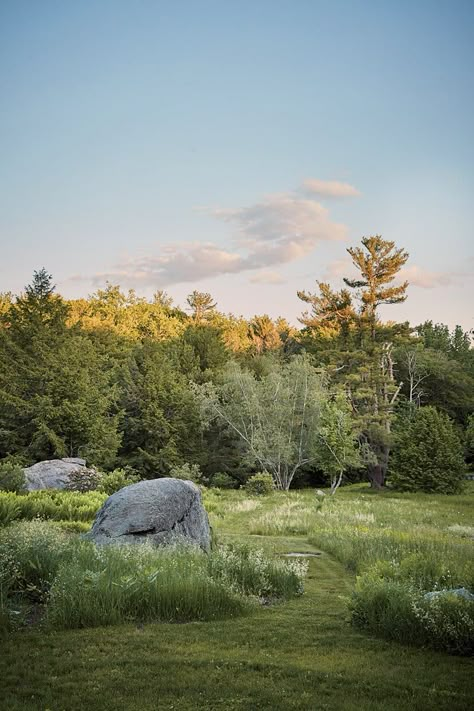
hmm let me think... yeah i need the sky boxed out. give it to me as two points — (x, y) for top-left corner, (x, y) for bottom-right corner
(0, 0), (473, 329)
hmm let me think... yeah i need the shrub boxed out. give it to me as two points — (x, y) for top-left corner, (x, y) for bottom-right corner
(389, 407), (465, 493)
(208, 543), (307, 599)
(350, 572), (474, 655)
(210, 472), (238, 489)
(169, 462), (203, 483)
(64, 467), (103, 493)
(0, 521), (75, 603)
(245, 472), (274, 496)
(0, 462), (26, 493)
(97, 467), (140, 495)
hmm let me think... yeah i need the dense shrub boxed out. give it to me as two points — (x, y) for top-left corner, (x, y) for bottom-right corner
(245, 472), (274, 496)
(0, 521), (75, 602)
(0, 462), (26, 493)
(169, 462), (203, 483)
(389, 407), (465, 493)
(350, 569), (474, 655)
(97, 467), (140, 495)
(64, 467), (103, 492)
(210, 472), (238, 489)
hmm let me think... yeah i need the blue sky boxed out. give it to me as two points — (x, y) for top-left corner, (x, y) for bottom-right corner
(1, 0), (473, 328)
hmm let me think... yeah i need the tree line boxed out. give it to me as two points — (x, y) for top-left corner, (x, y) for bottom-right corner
(0, 235), (472, 492)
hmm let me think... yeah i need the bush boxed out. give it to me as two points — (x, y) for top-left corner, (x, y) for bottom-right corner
(169, 462), (203, 483)
(64, 467), (103, 493)
(389, 407), (465, 493)
(0, 495), (20, 527)
(0, 521), (75, 603)
(245, 472), (274, 496)
(0, 462), (26, 493)
(210, 472), (238, 489)
(350, 572), (474, 655)
(98, 467), (140, 495)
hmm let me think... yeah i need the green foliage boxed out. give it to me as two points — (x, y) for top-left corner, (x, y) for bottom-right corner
(0, 490), (106, 524)
(118, 341), (203, 477)
(0, 496), (20, 527)
(97, 467), (140, 495)
(64, 467), (103, 493)
(0, 521), (75, 602)
(198, 356), (336, 490)
(245, 472), (274, 496)
(210, 472), (238, 489)
(389, 406), (465, 493)
(168, 462), (203, 483)
(350, 571), (474, 655)
(0, 520), (306, 631)
(0, 462), (25, 493)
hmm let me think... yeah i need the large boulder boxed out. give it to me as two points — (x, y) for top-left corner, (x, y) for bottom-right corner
(86, 478), (211, 552)
(23, 458), (92, 491)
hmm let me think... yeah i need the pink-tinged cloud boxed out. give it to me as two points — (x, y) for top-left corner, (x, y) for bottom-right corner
(249, 270), (286, 285)
(90, 190), (348, 288)
(399, 265), (457, 289)
(301, 178), (361, 198)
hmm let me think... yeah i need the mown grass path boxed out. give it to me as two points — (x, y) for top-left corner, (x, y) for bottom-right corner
(1, 534), (472, 710)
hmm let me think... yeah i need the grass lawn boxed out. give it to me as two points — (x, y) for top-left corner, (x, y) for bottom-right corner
(1, 486), (473, 710)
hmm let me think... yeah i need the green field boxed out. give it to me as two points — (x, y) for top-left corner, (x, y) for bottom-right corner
(1, 485), (473, 710)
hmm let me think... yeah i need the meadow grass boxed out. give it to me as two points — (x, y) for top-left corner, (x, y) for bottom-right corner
(1, 484), (473, 709)
(0, 520), (306, 632)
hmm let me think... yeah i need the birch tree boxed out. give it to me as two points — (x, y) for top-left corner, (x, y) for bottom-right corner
(196, 355), (355, 490)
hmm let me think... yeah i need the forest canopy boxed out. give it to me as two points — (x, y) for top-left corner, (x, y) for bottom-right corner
(1, 236), (472, 492)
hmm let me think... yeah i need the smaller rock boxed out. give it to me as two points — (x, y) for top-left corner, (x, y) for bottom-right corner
(23, 458), (95, 491)
(424, 587), (474, 602)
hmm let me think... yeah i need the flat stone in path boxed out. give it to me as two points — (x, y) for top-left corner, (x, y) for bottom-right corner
(282, 552), (321, 558)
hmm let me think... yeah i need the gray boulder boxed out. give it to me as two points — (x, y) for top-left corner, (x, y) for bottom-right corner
(23, 458), (92, 491)
(424, 587), (474, 602)
(86, 478), (211, 552)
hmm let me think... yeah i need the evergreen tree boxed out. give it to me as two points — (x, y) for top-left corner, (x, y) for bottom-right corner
(186, 290), (217, 323)
(0, 271), (121, 466)
(389, 406), (465, 493)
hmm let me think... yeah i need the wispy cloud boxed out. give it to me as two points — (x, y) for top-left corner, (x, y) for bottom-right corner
(88, 184), (353, 288)
(399, 265), (461, 289)
(249, 270), (286, 285)
(301, 178), (361, 198)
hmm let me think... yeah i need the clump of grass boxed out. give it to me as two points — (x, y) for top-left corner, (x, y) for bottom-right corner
(307, 493), (474, 655)
(0, 520), (307, 631)
(208, 543), (308, 599)
(47, 543), (247, 628)
(250, 499), (317, 536)
(350, 570), (474, 656)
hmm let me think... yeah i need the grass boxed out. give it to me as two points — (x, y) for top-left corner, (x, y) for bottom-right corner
(0, 484), (473, 709)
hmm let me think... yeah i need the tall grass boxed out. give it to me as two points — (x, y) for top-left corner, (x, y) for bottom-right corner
(305, 493), (474, 655)
(0, 520), (307, 631)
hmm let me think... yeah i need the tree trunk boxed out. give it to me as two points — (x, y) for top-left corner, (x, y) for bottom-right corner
(368, 462), (384, 489)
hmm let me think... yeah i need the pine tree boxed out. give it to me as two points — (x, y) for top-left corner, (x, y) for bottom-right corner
(186, 291), (217, 323)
